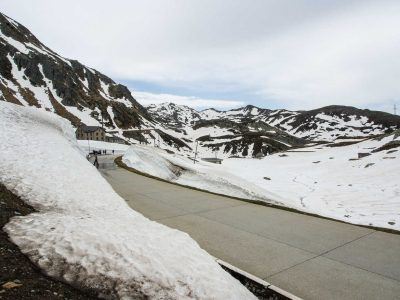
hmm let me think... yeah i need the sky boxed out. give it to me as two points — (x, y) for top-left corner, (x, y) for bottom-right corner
(2, 0), (400, 112)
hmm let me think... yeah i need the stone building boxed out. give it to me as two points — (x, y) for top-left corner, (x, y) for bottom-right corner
(76, 125), (105, 141)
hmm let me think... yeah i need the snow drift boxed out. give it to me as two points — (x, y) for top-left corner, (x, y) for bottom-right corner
(0, 102), (255, 299)
(122, 145), (284, 204)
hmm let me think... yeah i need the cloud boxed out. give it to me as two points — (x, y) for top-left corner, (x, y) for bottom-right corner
(2, 0), (400, 111)
(132, 91), (245, 110)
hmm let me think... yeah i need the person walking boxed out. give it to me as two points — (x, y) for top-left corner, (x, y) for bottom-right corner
(94, 154), (99, 168)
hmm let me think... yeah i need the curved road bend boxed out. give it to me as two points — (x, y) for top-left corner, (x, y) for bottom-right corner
(97, 155), (400, 300)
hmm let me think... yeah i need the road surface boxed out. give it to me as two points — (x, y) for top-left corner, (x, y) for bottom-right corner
(97, 155), (400, 300)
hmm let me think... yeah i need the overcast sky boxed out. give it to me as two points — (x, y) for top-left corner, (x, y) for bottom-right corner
(2, 0), (400, 112)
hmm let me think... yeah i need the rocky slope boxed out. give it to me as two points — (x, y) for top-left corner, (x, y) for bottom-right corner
(0, 12), (195, 154)
(199, 104), (400, 141)
(0, 13), (149, 128)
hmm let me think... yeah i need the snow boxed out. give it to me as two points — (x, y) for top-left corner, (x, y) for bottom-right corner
(0, 76), (29, 106)
(250, 107), (259, 115)
(80, 74), (90, 91)
(122, 145), (284, 204)
(4, 14), (20, 28)
(123, 131), (400, 231)
(98, 80), (133, 108)
(222, 136), (400, 230)
(0, 31), (30, 54)
(8, 55), (53, 110)
(66, 106), (102, 126)
(123, 146), (178, 180)
(0, 101), (255, 300)
(148, 102), (200, 125)
(199, 108), (223, 120)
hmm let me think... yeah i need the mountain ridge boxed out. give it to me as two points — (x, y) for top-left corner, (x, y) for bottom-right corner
(148, 102), (400, 139)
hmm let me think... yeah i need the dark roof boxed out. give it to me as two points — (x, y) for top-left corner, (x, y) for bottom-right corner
(107, 135), (125, 141)
(79, 125), (105, 133)
(201, 157), (223, 162)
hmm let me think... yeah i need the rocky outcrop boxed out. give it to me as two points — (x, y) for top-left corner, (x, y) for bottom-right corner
(0, 12), (148, 131)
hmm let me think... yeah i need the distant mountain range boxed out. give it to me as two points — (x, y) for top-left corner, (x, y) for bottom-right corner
(1, 12), (400, 158)
(147, 102), (400, 156)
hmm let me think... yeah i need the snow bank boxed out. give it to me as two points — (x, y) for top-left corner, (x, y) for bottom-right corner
(123, 146), (178, 180)
(0, 102), (255, 299)
(123, 132), (400, 231)
(122, 145), (284, 204)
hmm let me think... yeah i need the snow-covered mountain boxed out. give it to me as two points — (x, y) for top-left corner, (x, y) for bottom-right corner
(0, 13), (149, 129)
(147, 102), (201, 128)
(147, 103), (308, 157)
(200, 105), (400, 141)
(0, 12), (193, 154)
(149, 102), (400, 144)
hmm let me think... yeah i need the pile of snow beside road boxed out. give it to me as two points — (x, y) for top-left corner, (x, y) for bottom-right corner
(123, 133), (400, 231)
(123, 146), (179, 180)
(0, 102), (255, 300)
(122, 145), (283, 203)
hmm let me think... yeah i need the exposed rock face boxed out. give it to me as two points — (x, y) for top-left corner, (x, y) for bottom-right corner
(0, 12), (149, 130)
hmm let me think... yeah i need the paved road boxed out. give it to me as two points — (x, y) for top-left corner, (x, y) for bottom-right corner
(97, 156), (400, 300)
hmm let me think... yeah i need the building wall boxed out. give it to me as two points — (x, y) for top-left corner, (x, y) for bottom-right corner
(76, 128), (105, 141)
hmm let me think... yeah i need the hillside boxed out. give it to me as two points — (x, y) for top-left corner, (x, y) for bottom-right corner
(0, 12), (193, 154)
(0, 13), (149, 129)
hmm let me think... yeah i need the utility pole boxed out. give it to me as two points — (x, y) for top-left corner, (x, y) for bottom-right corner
(193, 140), (199, 164)
(394, 104), (397, 115)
